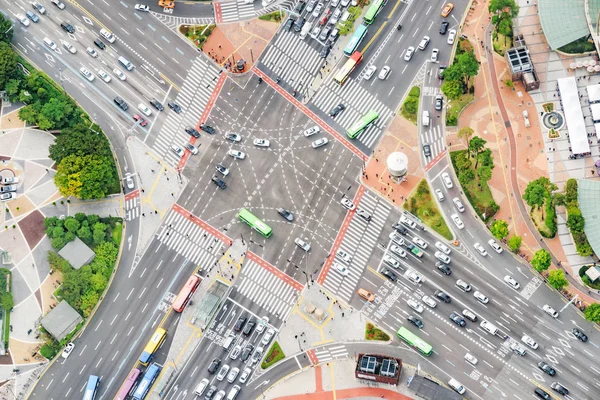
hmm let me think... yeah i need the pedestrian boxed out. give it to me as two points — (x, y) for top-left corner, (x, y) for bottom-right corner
(219, 44), (222, 49)
(171, 193), (174, 197)
(142, 213), (145, 217)
(45, 168), (49, 172)
(155, 210), (158, 214)
(141, 189), (145, 193)
(166, 177), (169, 181)
(151, 169), (155, 173)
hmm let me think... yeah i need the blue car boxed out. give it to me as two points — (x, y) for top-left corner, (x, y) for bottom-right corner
(26, 11), (39, 23)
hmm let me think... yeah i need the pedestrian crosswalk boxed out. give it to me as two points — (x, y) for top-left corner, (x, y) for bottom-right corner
(151, 12), (213, 33)
(151, 57), (221, 167)
(259, 29), (325, 94)
(156, 211), (224, 269)
(219, 0), (256, 23)
(234, 260), (299, 319)
(311, 78), (393, 149)
(322, 191), (392, 302)
(125, 197), (140, 221)
(312, 344), (348, 363)
(422, 124), (445, 159)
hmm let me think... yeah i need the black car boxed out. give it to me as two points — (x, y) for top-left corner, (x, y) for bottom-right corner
(277, 208), (294, 222)
(423, 143), (431, 157)
(435, 95), (443, 111)
(407, 316), (423, 329)
(294, 0), (306, 13)
(185, 126), (200, 138)
(572, 327), (588, 342)
(329, 103), (346, 117)
(382, 269), (397, 282)
(204, 385), (217, 400)
(243, 320), (256, 336)
(550, 382), (568, 396)
(537, 361), (556, 376)
(534, 388), (550, 400)
(434, 289), (451, 303)
(114, 96), (128, 111)
(94, 39), (106, 50)
(284, 18), (294, 31)
(241, 345), (254, 361)
(319, 44), (331, 58)
(392, 223), (408, 235)
(449, 312), (466, 327)
(439, 21), (449, 35)
(150, 98), (164, 111)
(234, 316), (247, 332)
(438, 65), (446, 80)
(212, 176), (226, 190)
(207, 358), (221, 374)
(61, 22), (75, 33)
(436, 261), (452, 275)
(168, 101), (182, 113)
(200, 124), (215, 134)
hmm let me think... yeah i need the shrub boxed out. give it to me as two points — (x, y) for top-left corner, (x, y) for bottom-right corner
(507, 235), (522, 253)
(40, 342), (59, 359)
(365, 322), (390, 341)
(261, 341), (285, 369)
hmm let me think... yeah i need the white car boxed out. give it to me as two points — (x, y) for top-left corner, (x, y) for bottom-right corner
(340, 197), (356, 210)
(435, 189), (445, 201)
(227, 150), (246, 159)
(255, 316), (269, 334)
(464, 353), (478, 365)
(262, 328), (276, 345)
(113, 68), (127, 80)
(447, 29), (456, 45)
(383, 254), (401, 269)
(542, 304), (559, 319)
(389, 232), (404, 246)
(51, 0), (65, 9)
(138, 103), (152, 117)
(97, 70), (111, 83)
(86, 47), (99, 58)
(441, 172), (453, 188)
(134, 4), (150, 11)
(431, 48), (439, 62)
(407, 299), (423, 313)
(473, 291), (489, 304)
(455, 279), (472, 292)
(2, 177), (19, 184)
(412, 236), (427, 249)
(400, 214), (417, 229)
(418, 36), (430, 50)
(521, 335), (539, 350)
(488, 239), (503, 253)
(79, 67), (95, 82)
(363, 65), (377, 80)
(44, 37), (58, 51)
(435, 251), (451, 264)
(253, 138), (270, 147)
(239, 367), (251, 384)
(303, 126), (320, 137)
(421, 295), (437, 308)
(0, 193), (15, 201)
(227, 367), (240, 383)
(61, 342), (75, 359)
(453, 197), (465, 212)
(62, 41), (76, 54)
(450, 214), (464, 229)
(504, 275), (520, 290)
(404, 46), (415, 61)
(17, 14), (30, 26)
(406, 270), (422, 284)
(390, 244), (407, 258)
(225, 133), (242, 142)
(171, 144), (184, 158)
(216, 364), (230, 381)
(435, 241), (451, 255)
(333, 262), (349, 276)
(294, 238), (311, 252)
(311, 138), (329, 149)
(336, 249), (352, 263)
(125, 173), (134, 189)
(473, 242), (488, 256)
(378, 65), (391, 80)
(510, 342), (527, 356)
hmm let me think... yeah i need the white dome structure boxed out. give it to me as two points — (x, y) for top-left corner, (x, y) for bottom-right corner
(387, 152), (408, 181)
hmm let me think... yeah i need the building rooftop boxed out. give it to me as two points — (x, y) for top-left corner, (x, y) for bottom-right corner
(539, 0), (589, 50)
(40, 301), (83, 341)
(58, 237), (95, 270)
(578, 179), (600, 257)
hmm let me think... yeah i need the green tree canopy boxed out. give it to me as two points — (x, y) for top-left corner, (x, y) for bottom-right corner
(54, 154), (118, 200)
(0, 14), (13, 43)
(0, 42), (18, 89)
(458, 169), (475, 187)
(468, 136), (487, 163)
(490, 219), (509, 239)
(441, 79), (462, 100)
(477, 166), (492, 189)
(49, 124), (113, 163)
(507, 235), (522, 253)
(584, 303), (600, 323)
(547, 269), (568, 290)
(523, 180), (547, 209)
(531, 249), (552, 272)
(457, 126), (473, 144)
(489, 0), (520, 18)
(455, 51), (480, 89)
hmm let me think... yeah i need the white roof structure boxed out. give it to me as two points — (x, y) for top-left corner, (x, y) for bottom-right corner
(591, 103), (600, 122)
(586, 85), (600, 103)
(558, 77), (590, 155)
(594, 123), (600, 135)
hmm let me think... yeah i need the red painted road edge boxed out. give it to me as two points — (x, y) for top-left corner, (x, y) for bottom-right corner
(246, 252), (304, 291)
(213, 3), (223, 24)
(124, 189), (140, 202)
(424, 149), (446, 172)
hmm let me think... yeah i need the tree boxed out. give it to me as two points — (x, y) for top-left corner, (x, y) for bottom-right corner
(77, 225), (92, 244)
(441, 79), (462, 100)
(523, 180), (547, 213)
(567, 208), (585, 232)
(458, 169), (475, 187)
(531, 249), (551, 272)
(0, 42), (18, 90)
(64, 217), (81, 233)
(547, 270), (568, 290)
(490, 219), (509, 239)
(54, 154), (118, 200)
(468, 136), (487, 165)
(498, 17), (513, 44)
(0, 14), (13, 43)
(507, 235), (522, 253)
(457, 126), (473, 145)
(584, 303), (600, 323)
(49, 124), (113, 163)
(39, 98), (75, 130)
(478, 166), (492, 190)
(489, 0), (519, 18)
(456, 51), (480, 90)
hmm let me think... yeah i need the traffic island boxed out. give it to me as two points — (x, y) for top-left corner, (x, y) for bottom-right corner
(404, 180), (453, 240)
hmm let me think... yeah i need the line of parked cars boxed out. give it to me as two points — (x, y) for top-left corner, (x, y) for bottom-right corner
(0, 176), (19, 201)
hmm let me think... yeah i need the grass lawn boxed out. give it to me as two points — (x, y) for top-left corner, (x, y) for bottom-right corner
(531, 205), (552, 237)
(365, 322), (390, 341)
(400, 86), (420, 124)
(258, 11), (285, 23)
(446, 93), (474, 126)
(112, 221), (123, 246)
(493, 32), (512, 56)
(404, 180), (453, 240)
(459, 173), (497, 220)
(261, 341), (285, 369)
(179, 24), (215, 49)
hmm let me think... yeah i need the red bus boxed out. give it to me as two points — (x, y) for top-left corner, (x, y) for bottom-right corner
(172, 274), (202, 312)
(115, 368), (141, 400)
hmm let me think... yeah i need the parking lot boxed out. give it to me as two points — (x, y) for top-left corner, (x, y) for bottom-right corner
(177, 78), (362, 281)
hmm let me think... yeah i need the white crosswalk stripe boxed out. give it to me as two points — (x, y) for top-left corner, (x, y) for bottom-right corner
(312, 77), (394, 148)
(151, 12), (213, 32)
(151, 57), (221, 167)
(155, 211), (224, 269)
(322, 191), (392, 302)
(422, 124), (445, 158)
(313, 344), (349, 362)
(125, 197), (139, 221)
(234, 260), (299, 318)
(257, 0), (296, 17)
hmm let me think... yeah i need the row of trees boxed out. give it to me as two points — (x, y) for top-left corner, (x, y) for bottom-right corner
(523, 177), (558, 238)
(489, 0), (519, 51)
(563, 179), (593, 256)
(441, 40), (479, 103)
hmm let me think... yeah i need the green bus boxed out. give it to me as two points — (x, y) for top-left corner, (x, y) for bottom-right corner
(364, 0), (387, 24)
(343, 24), (368, 56)
(346, 110), (379, 139)
(397, 327), (433, 356)
(237, 208), (273, 238)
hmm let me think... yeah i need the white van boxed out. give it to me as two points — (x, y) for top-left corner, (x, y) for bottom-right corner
(118, 56), (134, 71)
(480, 320), (498, 335)
(300, 21), (313, 40)
(222, 334), (235, 351)
(339, 11), (350, 24)
(194, 378), (209, 395)
(99, 28), (116, 43)
(422, 111), (430, 126)
(43, 37), (57, 50)
(448, 378), (466, 395)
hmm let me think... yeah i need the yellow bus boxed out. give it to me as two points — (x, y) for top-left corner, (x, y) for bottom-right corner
(139, 327), (167, 366)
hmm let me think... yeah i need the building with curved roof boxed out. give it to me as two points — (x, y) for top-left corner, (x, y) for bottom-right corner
(538, 0), (600, 51)
(577, 178), (600, 257)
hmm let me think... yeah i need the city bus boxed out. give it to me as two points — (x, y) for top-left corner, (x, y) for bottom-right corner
(397, 326), (433, 356)
(131, 363), (161, 400)
(82, 375), (99, 400)
(115, 368), (141, 400)
(172, 274), (202, 312)
(364, 0), (387, 24)
(343, 24), (368, 56)
(139, 327), (167, 366)
(346, 110), (379, 139)
(237, 208), (272, 238)
(333, 51), (363, 85)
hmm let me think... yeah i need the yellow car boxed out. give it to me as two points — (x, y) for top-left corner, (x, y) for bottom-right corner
(358, 288), (375, 302)
(441, 2), (454, 17)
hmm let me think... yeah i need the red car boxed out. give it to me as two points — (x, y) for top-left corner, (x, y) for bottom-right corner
(133, 114), (147, 127)
(319, 7), (331, 25)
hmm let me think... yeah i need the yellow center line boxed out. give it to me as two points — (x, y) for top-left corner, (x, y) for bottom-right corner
(361, 21), (388, 54)
(388, 0), (404, 18)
